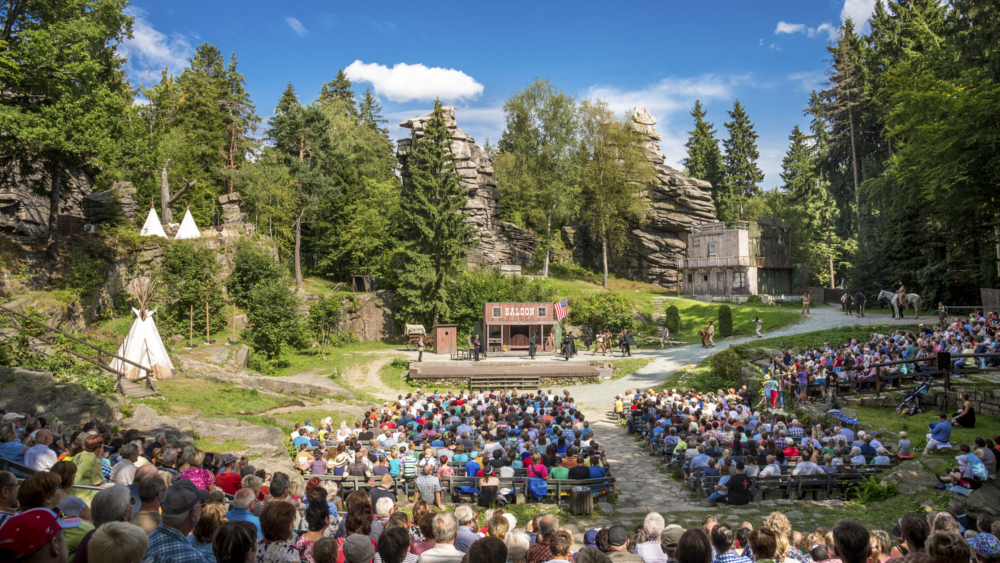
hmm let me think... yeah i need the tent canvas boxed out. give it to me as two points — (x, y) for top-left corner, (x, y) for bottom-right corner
(139, 208), (168, 238)
(174, 209), (201, 240)
(110, 307), (175, 380)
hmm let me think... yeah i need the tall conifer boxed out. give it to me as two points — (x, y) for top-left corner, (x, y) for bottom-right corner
(682, 100), (725, 201)
(720, 100), (764, 220)
(396, 100), (477, 325)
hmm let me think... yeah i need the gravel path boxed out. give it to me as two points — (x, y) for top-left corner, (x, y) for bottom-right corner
(570, 307), (913, 409)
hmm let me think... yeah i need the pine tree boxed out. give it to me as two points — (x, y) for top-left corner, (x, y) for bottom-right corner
(396, 100), (477, 326)
(720, 100), (764, 220)
(318, 69), (358, 119)
(682, 100), (725, 201)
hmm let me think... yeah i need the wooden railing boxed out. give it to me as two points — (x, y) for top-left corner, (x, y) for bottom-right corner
(837, 352), (1000, 403)
(0, 303), (158, 396)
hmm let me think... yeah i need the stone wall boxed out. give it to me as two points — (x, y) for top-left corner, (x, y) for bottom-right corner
(82, 181), (138, 225)
(397, 107), (536, 269)
(843, 387), (1000, 417)
(561, 108), (718, 289)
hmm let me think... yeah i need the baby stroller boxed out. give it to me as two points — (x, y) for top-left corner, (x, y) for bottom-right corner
(896, 374), (934, 415)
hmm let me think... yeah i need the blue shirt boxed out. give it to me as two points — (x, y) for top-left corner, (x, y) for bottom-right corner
(690, 454), (711, 470)
(186, 536), (216, 563)
(929, 421), (952, 444)
(143, 523), (207, 563)
(0, 442), (25, 464)
(226, 508), (262, 538)
(840, 428), (855, 442)
(293, 436), (310, 448)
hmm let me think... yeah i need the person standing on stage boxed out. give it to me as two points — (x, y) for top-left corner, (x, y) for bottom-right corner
(417, 337), (424, 362)
(754, 317), (763, 338)
(473, 335), (481, 362)
(529, 331), (537, 360)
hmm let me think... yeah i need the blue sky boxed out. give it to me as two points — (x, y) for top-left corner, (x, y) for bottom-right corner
(123, 0), (885, 190)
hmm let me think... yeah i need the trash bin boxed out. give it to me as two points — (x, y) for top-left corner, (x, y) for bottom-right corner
(570, 486), (593, 515)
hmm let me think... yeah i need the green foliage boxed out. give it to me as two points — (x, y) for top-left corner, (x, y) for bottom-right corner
(577, 100), (657, 287)
(717, 304), (733, 337)
(56, 246), (108, 306)
(665, 305), (681, 333)
(719, 100), (764, 220)
(395, 100), (477, 326)
(683, 100), (725, 200)
(159, 241), (227, 335)
(244, 278), (302, 362)
(0, 335), (115, 395)
(710, 348), (742, 383)
(226, 240), (282, 309)
(568, 292), (635, 333)
(445, 269), (558, 335)
(307, 296), (343, 351)
(845, 475), (898, 504)
(234, 149), (298, 258)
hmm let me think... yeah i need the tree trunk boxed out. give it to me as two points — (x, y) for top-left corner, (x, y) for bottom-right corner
(601, 238), (609, 289)
(294, 207), (303, 289)
(160, 159), (172, 224)
(45, 159), (62, 260)
(848, 105), (860, 231)
(826, 215), (835, 289)
(542, 198), (556, 278)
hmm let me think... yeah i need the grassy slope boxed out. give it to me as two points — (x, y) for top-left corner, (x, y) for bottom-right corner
(750, 324), (900, 352)
(268, 341), (399, 378)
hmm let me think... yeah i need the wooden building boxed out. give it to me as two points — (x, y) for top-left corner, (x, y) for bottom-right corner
(483, 303), (558, 354)
(679, 218), (793, 297)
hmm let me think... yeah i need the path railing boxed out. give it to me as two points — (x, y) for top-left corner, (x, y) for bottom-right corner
(838, 351), (1000, 404)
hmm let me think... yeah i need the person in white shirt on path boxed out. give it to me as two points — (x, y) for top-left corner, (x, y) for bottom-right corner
(24, 429), (58, 472)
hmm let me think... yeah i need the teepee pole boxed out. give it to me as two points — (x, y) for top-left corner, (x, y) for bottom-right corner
(189, 305), (193, 347)
(232, 303), (236, 343)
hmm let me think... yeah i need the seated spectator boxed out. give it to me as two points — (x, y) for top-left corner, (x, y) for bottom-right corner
(413, 465), (445, 511)
(0, 507), (82, 563)
(228, 488), (263, 538)
(417, 513), (464, 563)
(924, 413), (953, 455)
(297, 501), (331, 561)
(258, 500), (302, 562)
(870, 448), (891, 466)
(189, 501), (226, 562)
(214, 521), (260, 563)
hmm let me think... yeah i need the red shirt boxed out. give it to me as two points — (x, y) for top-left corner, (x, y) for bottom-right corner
(216, 471), (243, 495)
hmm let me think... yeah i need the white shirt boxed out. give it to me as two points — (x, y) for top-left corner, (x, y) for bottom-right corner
(792, 461), (821, 476)
(417, 543), (465, 563)
(109, 459), (138, 486)
(24, 444), (57, 472)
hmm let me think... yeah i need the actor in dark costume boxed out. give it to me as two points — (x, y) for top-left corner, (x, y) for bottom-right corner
(529, 331), (537, 360)
(583, 328), (593, 351)
(621, 329), (638, 357)
(473, 335), (481, 362)
(562, 332), (577, 360)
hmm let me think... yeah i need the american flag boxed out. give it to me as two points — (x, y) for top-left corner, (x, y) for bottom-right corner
(554, 299), (568, 321)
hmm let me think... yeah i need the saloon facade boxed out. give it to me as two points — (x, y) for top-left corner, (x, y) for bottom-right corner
(482, 302), (558, 354)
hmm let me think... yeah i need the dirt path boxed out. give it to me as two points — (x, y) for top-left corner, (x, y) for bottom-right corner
(339, 355), (403, 401)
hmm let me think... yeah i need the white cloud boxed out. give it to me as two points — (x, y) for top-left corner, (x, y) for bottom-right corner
(788, 70), (826, 93)
(285, 17), (308, 37)
(775, 21), (807, 35)
(585, 75), (742, 171)
(345, 61), (484, 103)
(121, 7), (192, 78)
(841, 0), (887, 26)
(775, 21), (839, 41)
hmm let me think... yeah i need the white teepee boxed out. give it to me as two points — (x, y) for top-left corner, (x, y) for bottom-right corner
(111, 307), (175, 380)
(139, 207), (168, 238)
(174, 208), (202, 240)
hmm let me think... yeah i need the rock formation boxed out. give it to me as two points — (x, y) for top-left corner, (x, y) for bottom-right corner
(562, 107), (718, 288)
(82, 181), (138, 225)
(397, 107), (536, 269)
(0, 161), (94, 239)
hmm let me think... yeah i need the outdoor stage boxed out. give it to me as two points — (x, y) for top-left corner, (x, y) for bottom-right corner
(408, 358), (614, 389)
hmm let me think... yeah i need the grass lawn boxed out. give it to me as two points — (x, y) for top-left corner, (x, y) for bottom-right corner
(608, 358), (656, 380)
(268, 341), (400, 378)
(846, 405), (1000, 453)
(136, 377), (304, 417)
(262, 409), (349, 429)
(654, 298), (801, 343)
(750, 324), (900, 352)
(193, 437), (248, 453)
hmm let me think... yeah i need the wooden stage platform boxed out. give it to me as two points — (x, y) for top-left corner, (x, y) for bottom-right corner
(408, 360), (609, 388)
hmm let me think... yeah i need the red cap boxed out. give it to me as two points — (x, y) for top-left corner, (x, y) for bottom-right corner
(0, 508), (80, 557)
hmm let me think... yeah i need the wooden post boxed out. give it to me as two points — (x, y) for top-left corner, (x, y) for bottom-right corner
(875, 370), (882, 397)
(232, 303), (236, 343)
(206, 301), (210, 343)
(189, 305), (193, 347)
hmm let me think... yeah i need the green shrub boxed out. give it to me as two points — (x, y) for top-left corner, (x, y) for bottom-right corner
(244, 278), (303, 361)
(568, 292), (635, 333)
(718, 304), (733, 337)
(160, 241), (227, 335)
(711, 348), (741, 383)
(227, 240), (282, 309)
(307, 296), (343, 351)
(845, 475), (898, 503)
(665, 305), (681, 333)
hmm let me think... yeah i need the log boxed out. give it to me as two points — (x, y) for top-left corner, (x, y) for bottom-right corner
(569, 487), (593, 516)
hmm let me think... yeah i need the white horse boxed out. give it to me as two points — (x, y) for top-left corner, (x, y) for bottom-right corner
(877, 289), (922, 319)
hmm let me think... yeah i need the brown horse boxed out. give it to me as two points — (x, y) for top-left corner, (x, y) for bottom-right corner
(841, 292), (854, 315)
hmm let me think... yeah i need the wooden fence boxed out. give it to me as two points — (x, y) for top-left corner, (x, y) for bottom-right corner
(838, 351), (1000, 404)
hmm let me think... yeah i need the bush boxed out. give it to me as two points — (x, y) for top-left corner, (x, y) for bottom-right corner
(227, 240), (282, 309)
(718, 304), (733, 337)
(845, 475), (898, 503)
(568, 292), (635, 333)
(244, 278), (302, 361)
(711, 348), (742, 383)
(307, 296), (343, 351)
(665, 305), (681, 333)
(160, 241), (227, 336)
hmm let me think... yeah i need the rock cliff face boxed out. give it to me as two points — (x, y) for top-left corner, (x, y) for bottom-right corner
(562, 107), (718, 289)
(397, 107), (536, 269)
(0, 161), (94, 239)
